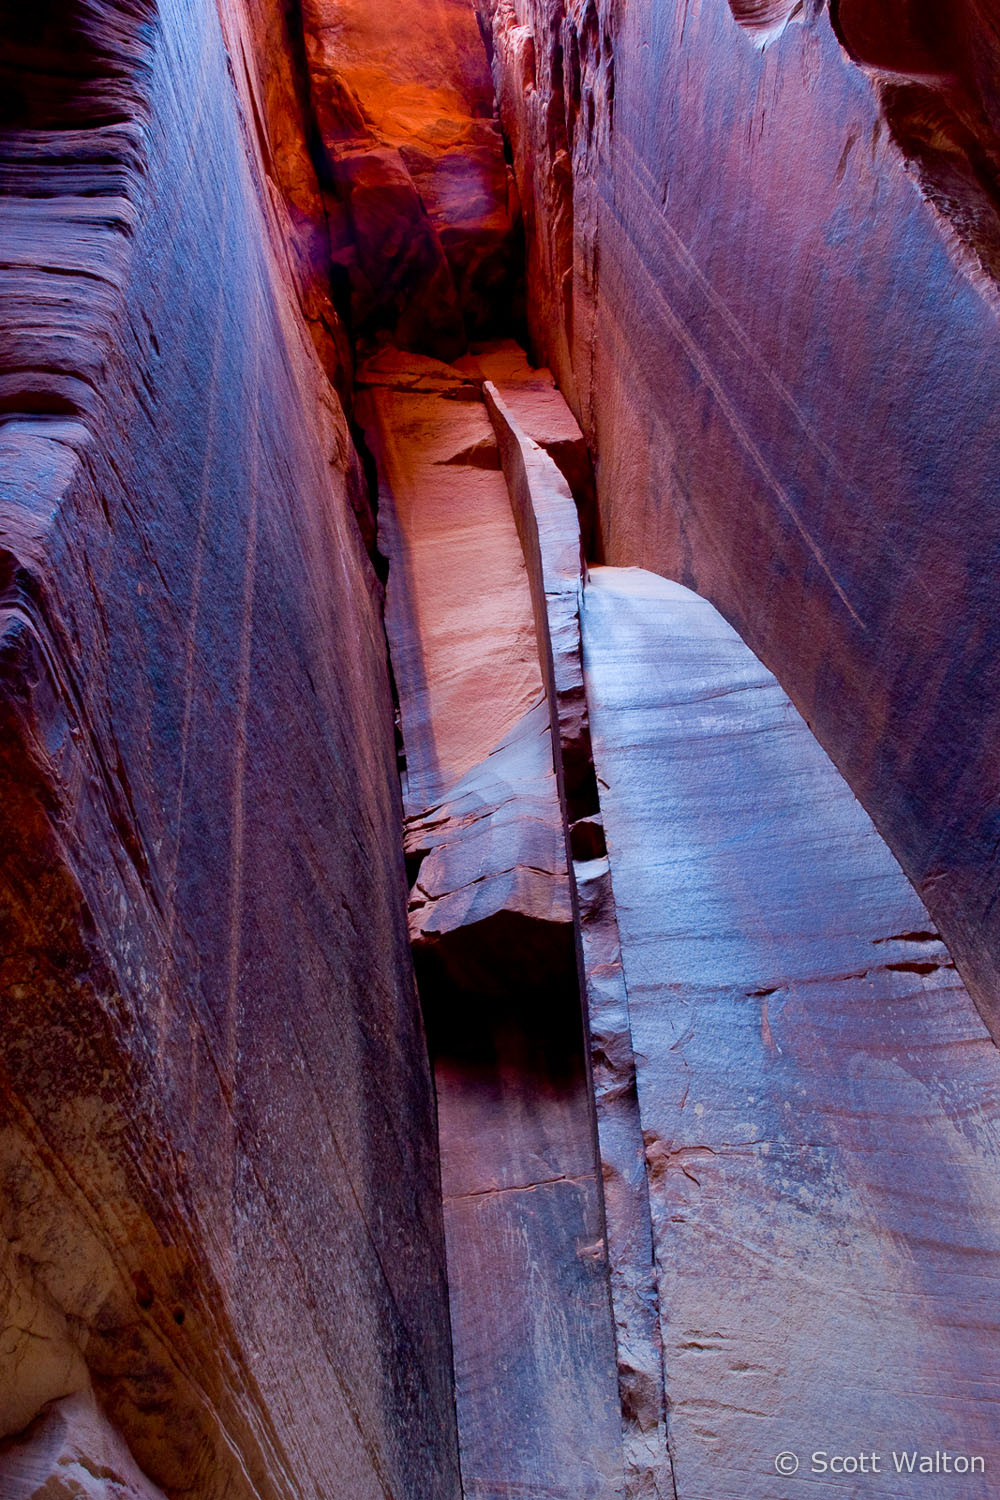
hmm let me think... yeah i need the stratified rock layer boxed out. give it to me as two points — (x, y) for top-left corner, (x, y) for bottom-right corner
(0, 2), (458, 1498)
(480, 0), (1000, 1032)
(582, 566), (1000, 1499)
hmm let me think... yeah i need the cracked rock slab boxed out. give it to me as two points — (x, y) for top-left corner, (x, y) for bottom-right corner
(362, 349), (623, 1500)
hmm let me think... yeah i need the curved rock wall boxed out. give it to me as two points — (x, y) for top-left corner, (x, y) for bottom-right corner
(0, 1), (458, 1496)
(478, 0), (1000, 1034)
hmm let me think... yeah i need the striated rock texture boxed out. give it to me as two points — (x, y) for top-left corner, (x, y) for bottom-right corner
(583, 567), (1000, 1498)
(302, 0), (521, 356)
(478, 0), (1000, 1033)
(0, 2), (458, 1498)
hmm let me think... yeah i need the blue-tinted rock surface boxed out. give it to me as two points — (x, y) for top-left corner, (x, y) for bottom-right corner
(583, 566), (1000, 1498)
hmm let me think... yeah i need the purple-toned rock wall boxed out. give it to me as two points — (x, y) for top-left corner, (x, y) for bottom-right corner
(0, 2), (459, 1496)
(478, 0), (1000, 1033)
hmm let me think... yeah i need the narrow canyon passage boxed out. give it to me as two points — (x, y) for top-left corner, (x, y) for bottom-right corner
(355, 345), (623, 1500)
(357, 330), (1000, 1498)
(5, 0), (1000, 1498)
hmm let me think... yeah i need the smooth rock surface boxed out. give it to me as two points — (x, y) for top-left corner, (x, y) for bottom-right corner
(583, 566), (1000, 1499)
(480, 0), (1000, 1032)
(357, 346), (543, 814)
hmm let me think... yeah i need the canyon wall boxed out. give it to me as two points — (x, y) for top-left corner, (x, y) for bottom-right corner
(0, 1), (459, 1496)
(6, 0), (1000, 1497)
(479, 0), (1000, 1030)
(302, 0), (521, 355)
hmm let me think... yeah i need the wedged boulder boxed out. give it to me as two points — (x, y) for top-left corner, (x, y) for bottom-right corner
(357, 347), (544, 811)
(484, 378), (591, 811)
(457, 339), (597, 535)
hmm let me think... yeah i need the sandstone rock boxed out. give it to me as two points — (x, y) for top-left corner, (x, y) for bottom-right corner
(10, 5), (1000, 1500)
(0, 1393), (167, 1500)
(582, 566), (1000, 1497)
(358, 347), (575, 973)
(484, 377), (591, 811)
(576, 854), (672, 1500)
(328, 144), (468, 358)
(358, 346), (623, 1500)
(484, 379), (669, 1498)
(481, 0), (1000, 1031)
(302, 0), (519, 352)
(407, 703), (573, 965)
(214, 0), (354, 393)
(476, 0), (614, 419)
(0, 4), (459, 1498)
(831, 0), (1000, 302)
(473, 339), (598, 553)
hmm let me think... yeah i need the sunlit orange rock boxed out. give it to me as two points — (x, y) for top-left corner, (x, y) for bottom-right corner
(303, 0), (520, 353)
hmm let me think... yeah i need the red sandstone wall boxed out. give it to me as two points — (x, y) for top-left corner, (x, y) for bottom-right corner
(0, 1), (459, 1496)
(480, 0), (1000, 1032)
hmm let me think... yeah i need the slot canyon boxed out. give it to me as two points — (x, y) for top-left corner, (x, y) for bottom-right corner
(3, 0), (1000, 1497)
